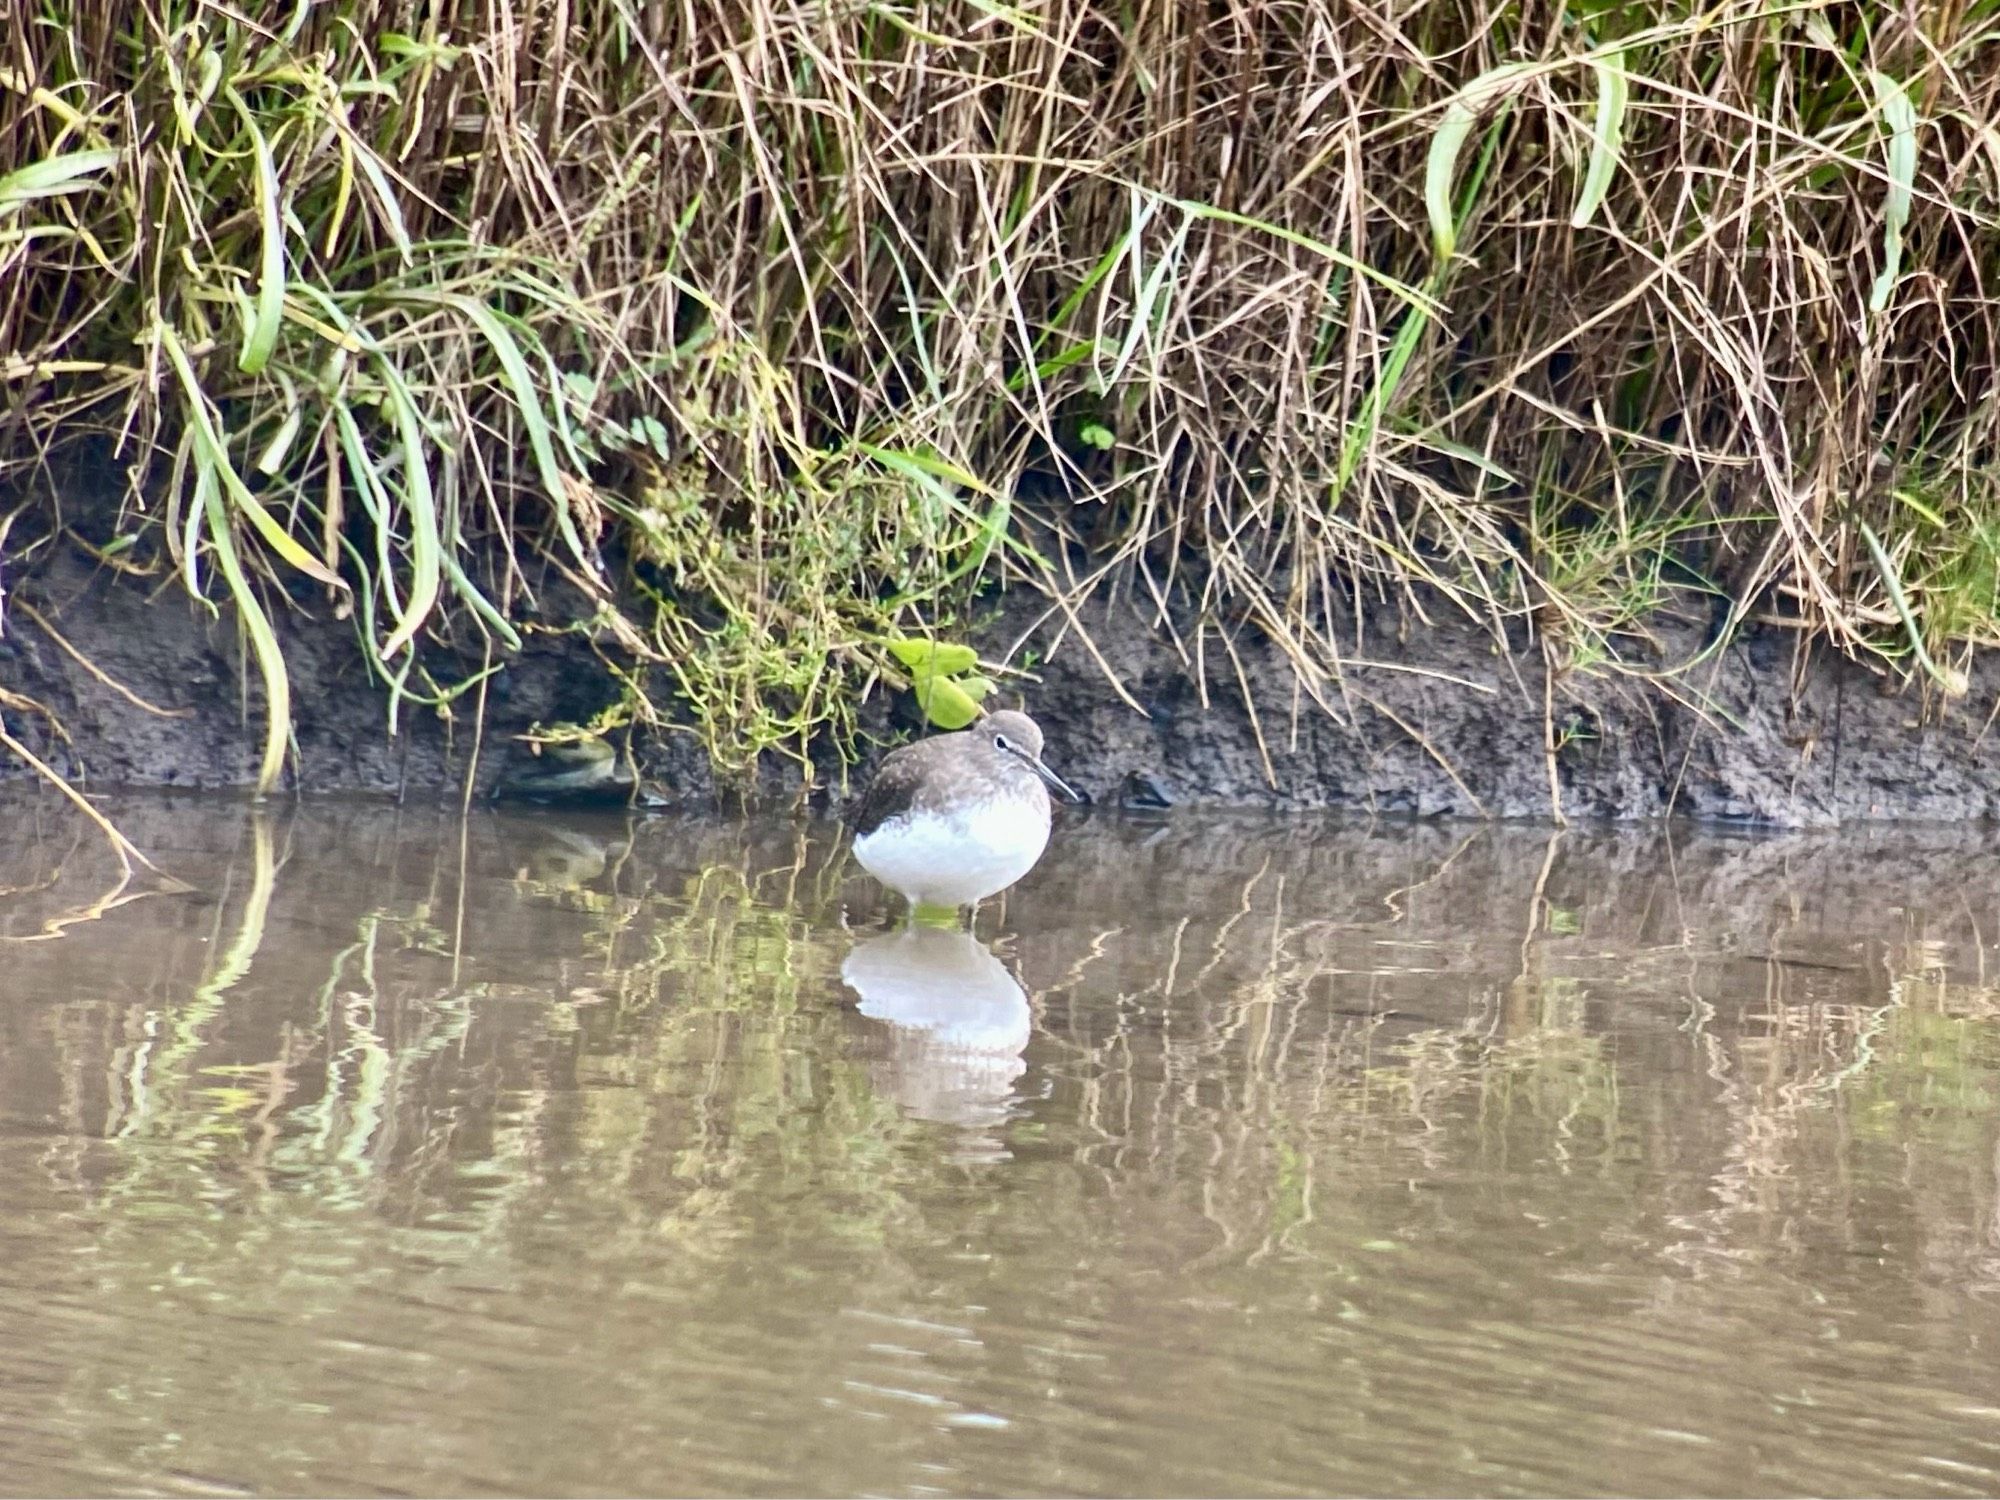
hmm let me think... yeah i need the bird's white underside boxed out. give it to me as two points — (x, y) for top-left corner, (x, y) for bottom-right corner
(853, 798), (1052, 907)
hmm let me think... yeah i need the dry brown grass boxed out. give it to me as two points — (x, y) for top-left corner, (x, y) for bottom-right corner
(3, 0), (1999, 782)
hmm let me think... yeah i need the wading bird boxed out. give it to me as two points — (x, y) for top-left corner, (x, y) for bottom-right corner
(850, 709), (1082, 917)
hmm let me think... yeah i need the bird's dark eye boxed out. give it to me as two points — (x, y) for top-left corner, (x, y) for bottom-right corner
(993, 733), (1011, 752)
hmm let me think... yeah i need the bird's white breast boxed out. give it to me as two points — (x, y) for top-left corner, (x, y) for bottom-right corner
(852, 796), (1051, 907)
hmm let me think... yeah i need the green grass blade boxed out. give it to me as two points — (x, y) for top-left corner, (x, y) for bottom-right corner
(859, 444), (1048, 575)
(1006, 338), (1098, 393)
(201, 460), (294, 794)
(373, 358), (441, 660)
(0, 147), (119, 215)
(1426, 64), (1535, 264)
(1892, 488), (1948, 530)
(231, 93), (286, 375)
(420, 291), (597, 576)
(1100, 209), (1190, 391)
(855, 442), (996, 497)
(439, 550), (522, 651)
(346, 123), (413, 265)
(1858, 519), (1966, 696)
(1867, 70), (1917, 314)
(331, 399), (408, 630)
(170, 435), (209, 606)
(1043, 193), (1156, 344)
(963, 0), (1052, 41)
(1336, 301), (1431, 496)
(253, 374), (303, 476)
(1571, 51), (1629, 230)
(1415, 432), (1519, 487)
(1170, 194), (1441, 317)
(157, 325), (345, 588)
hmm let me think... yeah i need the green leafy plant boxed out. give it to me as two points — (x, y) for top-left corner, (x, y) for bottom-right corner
(5, 0), (2000, 803)
(885, 638), (994, 730)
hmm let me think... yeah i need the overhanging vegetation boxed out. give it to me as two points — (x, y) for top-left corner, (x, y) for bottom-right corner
(4, 0), (1998, 793)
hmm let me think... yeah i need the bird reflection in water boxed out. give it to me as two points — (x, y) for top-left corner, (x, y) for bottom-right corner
(840, 926), (1031, 1161)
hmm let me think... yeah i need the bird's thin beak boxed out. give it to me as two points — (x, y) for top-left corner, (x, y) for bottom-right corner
(1022, 752), (1084, 805)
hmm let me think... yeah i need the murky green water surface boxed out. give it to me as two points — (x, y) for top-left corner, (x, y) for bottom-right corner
(3, 794), (1999, 1497)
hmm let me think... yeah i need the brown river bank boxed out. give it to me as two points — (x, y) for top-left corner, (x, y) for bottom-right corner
(9, 520), (2000, 827)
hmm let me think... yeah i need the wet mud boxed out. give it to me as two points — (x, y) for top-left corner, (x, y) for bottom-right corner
(5, 453), (1998, 825)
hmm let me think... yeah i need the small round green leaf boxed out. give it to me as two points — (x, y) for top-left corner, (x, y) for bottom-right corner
(637, 415), (673, 456)
(916, 674), (983, 729)
(888, 638), (979, 677)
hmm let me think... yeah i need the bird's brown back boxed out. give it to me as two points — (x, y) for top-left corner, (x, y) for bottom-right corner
(850, 735), (956, 838)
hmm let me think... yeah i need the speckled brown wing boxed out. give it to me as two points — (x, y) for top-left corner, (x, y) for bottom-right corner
(849, 738), (944, 838)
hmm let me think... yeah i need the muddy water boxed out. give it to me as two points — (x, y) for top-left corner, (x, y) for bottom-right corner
(2, 795), (2000, 1497)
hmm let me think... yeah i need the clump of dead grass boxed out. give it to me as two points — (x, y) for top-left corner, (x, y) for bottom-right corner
(2, 0), (1998, 794)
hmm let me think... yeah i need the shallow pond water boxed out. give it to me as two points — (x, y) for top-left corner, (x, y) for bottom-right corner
(2, 792), (1999, 1497)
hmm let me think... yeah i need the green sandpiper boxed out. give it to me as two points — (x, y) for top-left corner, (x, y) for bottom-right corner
(849, 709), (1082, 912)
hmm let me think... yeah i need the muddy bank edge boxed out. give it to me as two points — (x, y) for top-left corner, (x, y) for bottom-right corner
(10, 524), (2000, 828)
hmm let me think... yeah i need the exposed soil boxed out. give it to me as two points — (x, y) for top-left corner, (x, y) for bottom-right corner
(1002, 582), (2000, 826)
(6, 450), (1999, 826)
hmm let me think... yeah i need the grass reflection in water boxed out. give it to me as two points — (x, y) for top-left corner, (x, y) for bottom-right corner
(0, 794), (1998, 1496)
